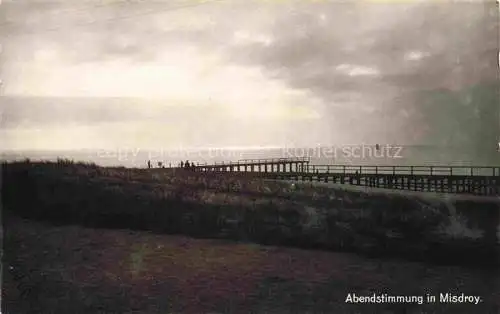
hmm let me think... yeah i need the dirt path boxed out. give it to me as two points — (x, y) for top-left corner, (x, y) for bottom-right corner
(3, 216), (499, 314)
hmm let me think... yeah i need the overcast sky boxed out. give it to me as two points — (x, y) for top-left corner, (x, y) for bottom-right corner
(1, 0), (498, 151)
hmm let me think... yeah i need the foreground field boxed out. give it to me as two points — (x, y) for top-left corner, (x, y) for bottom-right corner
(3, 216), (499, 314)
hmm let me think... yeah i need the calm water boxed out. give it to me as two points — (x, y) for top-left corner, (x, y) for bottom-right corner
(2, 145), (499, 168)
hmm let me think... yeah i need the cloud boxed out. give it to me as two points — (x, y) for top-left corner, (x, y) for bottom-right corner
(404, 51), (430, 62)
(335, 64), (380, 77)
(2, 1), (498, 149)
(232, 30), (274, 47)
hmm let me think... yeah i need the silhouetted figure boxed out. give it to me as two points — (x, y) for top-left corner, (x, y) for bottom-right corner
(158, 161), (163, 168)
(180, 161), (184, 168)
(147, 160), (151, 169)
(185, 160), (190, 169)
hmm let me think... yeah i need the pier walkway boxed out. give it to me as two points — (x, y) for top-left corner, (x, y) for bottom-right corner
(189, 158), (500, 196)
(194, 157), (310, 173)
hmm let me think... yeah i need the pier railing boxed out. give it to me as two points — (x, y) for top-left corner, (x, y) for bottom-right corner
(189, 162), (499, 177)
(208, 157), (311, 166)
(306, 165), (500, 177)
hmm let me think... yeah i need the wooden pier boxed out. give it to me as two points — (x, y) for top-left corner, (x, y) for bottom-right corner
(194, 157), (310, 173)
(190, 158), (500, 196)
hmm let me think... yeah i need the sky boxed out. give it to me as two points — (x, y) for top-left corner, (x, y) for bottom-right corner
(1, 0), (499, 152)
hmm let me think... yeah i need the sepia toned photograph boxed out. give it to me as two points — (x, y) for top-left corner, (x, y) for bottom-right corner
(1, 0), (499, 313)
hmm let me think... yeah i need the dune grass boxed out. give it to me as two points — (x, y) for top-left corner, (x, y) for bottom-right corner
(2, 159), (499, 267)
(4, 216), (499, 314)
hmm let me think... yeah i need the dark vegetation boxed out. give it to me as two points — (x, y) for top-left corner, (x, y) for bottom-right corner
(3, 159), (499, 268)
(5, 217), (498, 314)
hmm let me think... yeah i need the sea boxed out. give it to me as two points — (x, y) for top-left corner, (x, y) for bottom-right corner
(2, 144), (499, 169)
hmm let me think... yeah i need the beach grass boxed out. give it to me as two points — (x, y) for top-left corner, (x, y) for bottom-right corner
(3, 216), (499, 314)
(3, 159), (500, 313)
(3, 159), (498, 267)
